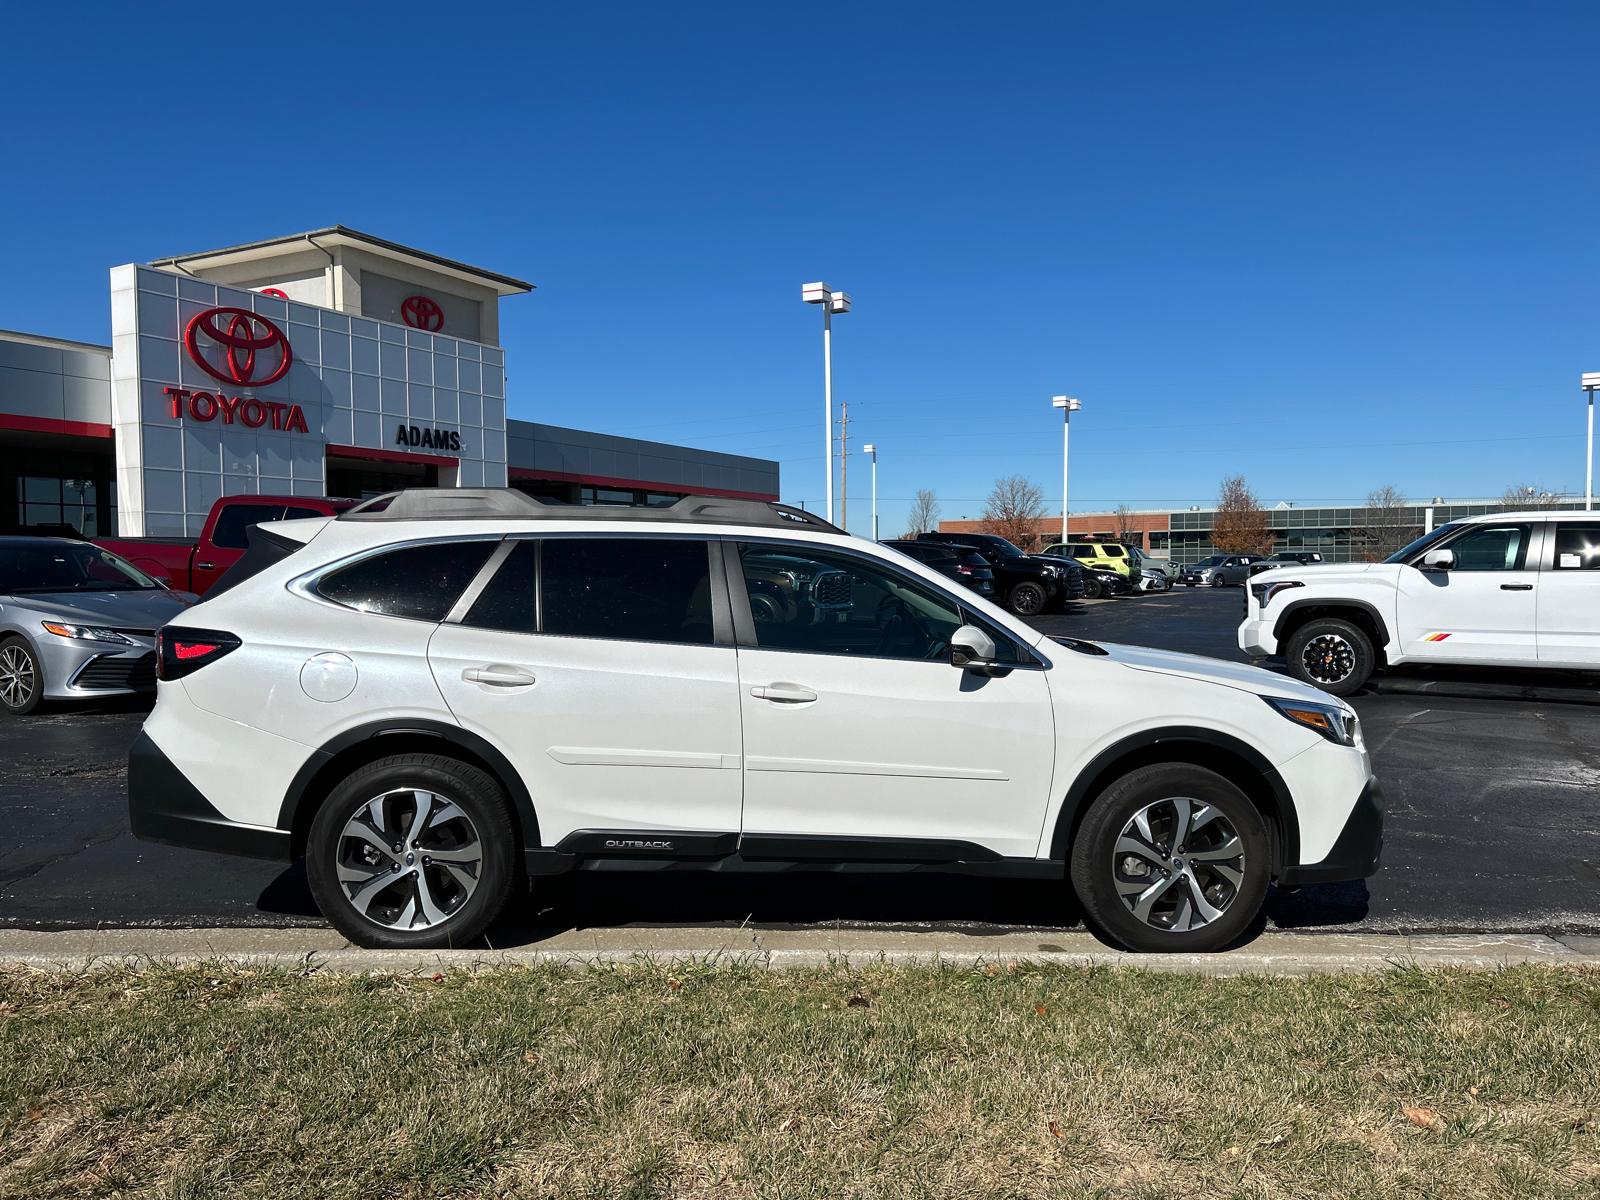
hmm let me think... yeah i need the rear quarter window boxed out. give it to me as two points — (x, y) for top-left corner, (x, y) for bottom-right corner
(316, 540), (497, 621)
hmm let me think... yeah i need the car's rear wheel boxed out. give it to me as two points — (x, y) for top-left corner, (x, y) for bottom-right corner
(0, 637), (42, 715)
(1008, 580), (1047, 616)
(1285, 618), (1374, 696)
(306, 754), (518, 949)
(1071, 763), (1270, 953)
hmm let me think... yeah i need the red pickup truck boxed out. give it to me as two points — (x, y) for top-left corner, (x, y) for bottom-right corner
(95, 494), (355, 595)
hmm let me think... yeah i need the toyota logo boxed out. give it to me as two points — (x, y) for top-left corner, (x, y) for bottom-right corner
(401, 295), (444, 331)
(184, 307), (293, 387)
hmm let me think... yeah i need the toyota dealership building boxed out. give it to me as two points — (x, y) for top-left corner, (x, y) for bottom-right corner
(0, 227), (778, 537)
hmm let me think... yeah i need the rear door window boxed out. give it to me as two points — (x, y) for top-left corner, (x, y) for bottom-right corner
(541, 538), (714, 644)
(1553, 525), (1600, 570)
(211, 503), (285, 549)
(316, 540), (497, 621)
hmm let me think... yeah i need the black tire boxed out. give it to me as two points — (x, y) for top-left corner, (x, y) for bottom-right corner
(1008, 580), (1048, 616)
(1071, 763), (1271, 953)
(1284, 617), (1374, 697)
(1210, 573), (1227, 587)
(1081, 575), (1102, 600)
(306, 754), (518, 949)
(0, 636), (43, 715)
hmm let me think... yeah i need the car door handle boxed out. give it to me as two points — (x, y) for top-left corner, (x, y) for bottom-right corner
(195, 562), (214, 571)
(750, 683), (818, 702)
(462, 666), (537, 687)
(1500, 583), (1533, 591)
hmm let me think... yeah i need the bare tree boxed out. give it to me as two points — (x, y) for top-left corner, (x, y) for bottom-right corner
(903, 488), (941, 537)
(1113, 503), (1142, 548)
(1357, 485), (1416, 561)
(1500, 484), (1565, 511)
(982, 474), (1048, 552)
(1210, 474), (1273, 554)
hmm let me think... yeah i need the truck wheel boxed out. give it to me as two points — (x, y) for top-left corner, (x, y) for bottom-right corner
(0, 637), (42, 715)
(1285, 619), (1374, 696)
(1071, 763), (1270, 953)
(1008, 580), (1047, 617)
(306, 754), (518, 949)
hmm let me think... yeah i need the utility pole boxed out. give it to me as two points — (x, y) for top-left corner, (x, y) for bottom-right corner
(1584, 374), (1599, 511)
(801, 283), (851, 523)
(838, 402), (851, 532)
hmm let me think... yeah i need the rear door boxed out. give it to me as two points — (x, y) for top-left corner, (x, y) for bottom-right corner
(1396, 522), (1539, 662)
(1538, 521), (1600, 664)
(427, 535), (744, 846)
(730, 539), (1056, 858)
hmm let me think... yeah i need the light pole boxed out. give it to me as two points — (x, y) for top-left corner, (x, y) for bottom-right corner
(1051, 396), (1082, 539)
(802, 282), (851, 522)
(1584, 373), (1599, 512)
(863, 444), (878, 540)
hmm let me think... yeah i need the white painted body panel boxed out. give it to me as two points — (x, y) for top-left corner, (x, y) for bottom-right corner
(1395, 566), (1538, 662)
(427, 624), (744, 842)
(735, 647), (1055, 857)
(1537, 569), (1600, 664)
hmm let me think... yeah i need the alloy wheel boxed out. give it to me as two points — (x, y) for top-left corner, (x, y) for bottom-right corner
(1301, 633), (1356, 685)
(0, 645), (36, 711)
(336, 788), (484, 930)
(1111, 797), (1245, 933)
(1011, 582), (1046, 616)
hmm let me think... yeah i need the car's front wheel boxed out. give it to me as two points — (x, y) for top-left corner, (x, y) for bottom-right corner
(1071, 763), (1271, 953)
(1008, 580), (1048, 616)
(0, 637), (42, 715)
(1285, 618), (1374, 696)
(1081, 575), (1102, 600)
(1210, 573), (1227, 587)
(306, 754), (518, 949)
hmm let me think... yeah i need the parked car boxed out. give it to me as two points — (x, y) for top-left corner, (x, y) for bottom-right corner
(95, 494), (357, 596)
(880, 540), (996, 598)
(132, 489), (1382, 954)
(1135, 567), (1173, 593)
(1241, 510), (1600, 696)
(0, 537), (194, 715)
(1128, 545), (1182, 580)
(1082, 568), (1132, 600)
(1182, 554), (1266, 587)
(916, 532), (1081, 615)
(1042, 540), (1135, 579)
(1248, 551), (1326, 577)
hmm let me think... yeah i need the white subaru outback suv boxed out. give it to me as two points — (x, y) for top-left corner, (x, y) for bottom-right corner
(1240, 509), (1600, 696)
(131, 490), (1381, 953)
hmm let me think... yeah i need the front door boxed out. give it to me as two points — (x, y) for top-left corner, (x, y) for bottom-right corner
(730, 541), (1056, 859)
(1396, 522), (1539, 662)
(1539, 521), (1600, 664)
(428, 536), (744, 846)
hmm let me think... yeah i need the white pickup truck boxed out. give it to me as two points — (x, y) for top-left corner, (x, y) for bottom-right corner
(1238, 509), (1600, 695)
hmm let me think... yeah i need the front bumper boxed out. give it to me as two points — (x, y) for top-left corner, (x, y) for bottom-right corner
(1238, 615), (1277, 657)
(128, 731), (291, 861)
(39, 635), (158, 699)
(1278, 777), (1384, 885)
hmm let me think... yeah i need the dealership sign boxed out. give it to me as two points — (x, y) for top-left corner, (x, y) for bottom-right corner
(169, 306), (308, 432)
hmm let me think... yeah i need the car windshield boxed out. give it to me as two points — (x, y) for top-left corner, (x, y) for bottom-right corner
(1385, 524), (1460, 564)
(0, 543), (161, 594)
(983, 537), (1026, 558)
(1193, 556), (1225, 567)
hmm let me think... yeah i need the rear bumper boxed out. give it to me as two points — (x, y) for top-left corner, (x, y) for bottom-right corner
(1278, 777), (1384, 885)
(128, 731), (291, 861)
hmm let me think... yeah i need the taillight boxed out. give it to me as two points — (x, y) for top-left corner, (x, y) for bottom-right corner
(957, 565), (973, 574)
(157, 626), (241, 681)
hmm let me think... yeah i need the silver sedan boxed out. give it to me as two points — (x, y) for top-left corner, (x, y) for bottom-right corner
(0, 538), (196, 715)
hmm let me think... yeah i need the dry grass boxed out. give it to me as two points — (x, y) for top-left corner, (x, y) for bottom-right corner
(1, 961), (1598, 1198)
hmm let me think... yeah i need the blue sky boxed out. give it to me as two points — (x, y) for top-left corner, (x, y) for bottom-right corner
(3, 2), (1597, 535)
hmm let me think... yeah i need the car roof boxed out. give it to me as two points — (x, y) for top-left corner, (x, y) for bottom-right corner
(0, 535), (95, 547)
(1458, 509), (1574, 524)
(341, 488), (845, 535)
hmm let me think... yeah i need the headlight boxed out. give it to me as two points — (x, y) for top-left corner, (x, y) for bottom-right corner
(41, 622), (136, 645)
(1250, 578), (1304, 609)
(1264, 695), (1358, 747)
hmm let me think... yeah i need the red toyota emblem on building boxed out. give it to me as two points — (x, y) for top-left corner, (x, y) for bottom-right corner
(184, 307), (293, 387)
(401, 295), (444, 331)
(258, 287), (288, 299)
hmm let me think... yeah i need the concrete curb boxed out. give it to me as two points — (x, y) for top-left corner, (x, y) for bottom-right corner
(0, 928), (1596, 977)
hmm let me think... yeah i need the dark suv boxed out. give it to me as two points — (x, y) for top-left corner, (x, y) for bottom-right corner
(1247, 551), (1325, 577)
(880, 540), (996, 598)
(917, 532), (1082, 616)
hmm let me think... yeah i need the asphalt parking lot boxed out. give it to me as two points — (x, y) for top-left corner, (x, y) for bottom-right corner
(3, 586), (1597, 939)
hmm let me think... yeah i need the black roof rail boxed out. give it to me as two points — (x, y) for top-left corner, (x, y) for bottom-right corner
(340, 488), (847, 534)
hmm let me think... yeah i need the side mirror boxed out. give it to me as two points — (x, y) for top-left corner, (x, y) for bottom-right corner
(1422, 548), (1454, 570)
(950, 624), (1010, 676)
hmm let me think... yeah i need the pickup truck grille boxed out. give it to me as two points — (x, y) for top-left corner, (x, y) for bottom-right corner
(75, 652), (157, 691)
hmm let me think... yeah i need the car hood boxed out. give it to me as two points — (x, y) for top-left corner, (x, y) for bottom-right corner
(1255, 562), (1395, 584)
(1, 589), (191, 630)
(1084, 640), (1338, 703)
